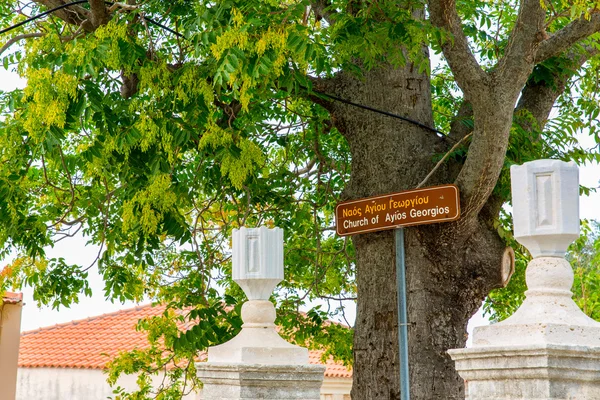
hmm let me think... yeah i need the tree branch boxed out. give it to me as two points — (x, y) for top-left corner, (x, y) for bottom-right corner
(453, 98), (515, 224)
(496, 0), (546, 89)
(417, 132), (472, 189)
(427, 0), (505, 224)
(311, 0), (337, 26)
(516, 46), (598, 138)
(427, 0), (488, 94)
(34, 0), (94, 32)
(444, 0), (556, 224)
(479, 47), (597, 219)
(535, 12), (600, 63)
(294, 158), (317, 176)
(108, 2), (139, 13)
(448, 100), (473, 143)
(306, 75), (337, 113)
(0, 33), (45, 57)
(89, 0), (110, 28)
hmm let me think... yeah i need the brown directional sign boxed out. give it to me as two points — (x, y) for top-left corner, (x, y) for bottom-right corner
(336, 185), (460, 236)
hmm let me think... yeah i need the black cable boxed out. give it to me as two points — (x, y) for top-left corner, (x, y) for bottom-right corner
(0, 1), (184, 38)
(1, 2), (452, 138)
(310, 88), (448, 136)
(143, 16), (182, 38)
(0, 0), (88, 35)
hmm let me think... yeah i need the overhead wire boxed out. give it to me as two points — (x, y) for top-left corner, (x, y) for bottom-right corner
(0, 0), (88, 35)
(309, 88), (448, 136)
(0, 1), (455, 138)
(0, 1), (184, 38)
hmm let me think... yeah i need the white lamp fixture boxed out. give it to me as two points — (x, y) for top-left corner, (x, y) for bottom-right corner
(232, 226), (284, 300)
(510, 159), (579, 258)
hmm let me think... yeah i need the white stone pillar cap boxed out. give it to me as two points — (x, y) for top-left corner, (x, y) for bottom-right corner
(232, 226), (284, 300)
(207, 226), (310, 366)
(510, 159), (579, 258)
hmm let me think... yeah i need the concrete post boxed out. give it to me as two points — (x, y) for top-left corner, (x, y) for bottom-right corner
(449, 160), (600, 399)
(196, 227), (325, 400)
(0, 292), (23, 400)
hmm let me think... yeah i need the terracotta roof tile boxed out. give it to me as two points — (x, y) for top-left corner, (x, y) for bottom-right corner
(308, 350), (352, 378)
(19, 305), (164, 369)
(19, 304), (352, 378)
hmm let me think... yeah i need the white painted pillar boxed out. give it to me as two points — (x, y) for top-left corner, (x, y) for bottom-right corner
(1, 292), (23, 400)
(449, 160), (600, 399)
(196, 227), (325, 400)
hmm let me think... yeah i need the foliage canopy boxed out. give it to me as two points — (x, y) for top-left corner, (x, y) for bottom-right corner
(1, 0), (600, 398)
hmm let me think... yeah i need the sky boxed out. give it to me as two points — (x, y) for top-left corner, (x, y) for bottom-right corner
(0, 65), (599, 344)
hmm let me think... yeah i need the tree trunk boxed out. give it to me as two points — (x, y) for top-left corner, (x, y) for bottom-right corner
(323, 59), (507, 399)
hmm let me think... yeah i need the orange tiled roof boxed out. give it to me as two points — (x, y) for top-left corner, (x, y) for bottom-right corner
(19, 304), (352, 379)
(2, 291), (23, 304)
(309, 350), (353, 378)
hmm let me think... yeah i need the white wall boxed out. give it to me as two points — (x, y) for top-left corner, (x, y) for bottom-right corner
(320, 377), (352, 400)
(16, 368), (198, 400)
(16, 368), (352, 400)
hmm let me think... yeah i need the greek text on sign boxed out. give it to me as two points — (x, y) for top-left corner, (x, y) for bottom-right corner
(335, 185), (460, 236)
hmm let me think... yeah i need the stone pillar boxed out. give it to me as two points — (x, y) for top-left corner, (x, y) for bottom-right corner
(196, 226), (325, 400)
(0, 292), (23, 400)
(449, 159), (600, 400)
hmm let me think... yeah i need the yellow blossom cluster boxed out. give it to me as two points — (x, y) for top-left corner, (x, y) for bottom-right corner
(23, 69), (78, 140)
(122, 174), (178, 237)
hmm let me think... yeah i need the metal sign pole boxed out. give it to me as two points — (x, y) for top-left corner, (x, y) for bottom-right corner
(395, 228), (410, 400)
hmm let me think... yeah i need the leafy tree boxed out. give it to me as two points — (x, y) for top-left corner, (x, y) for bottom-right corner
(1, 1), (600, 399)
(570, 221), (600, 320)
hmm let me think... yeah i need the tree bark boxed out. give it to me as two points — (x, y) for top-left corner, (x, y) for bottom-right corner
(323, 59), (437, 399)
(319, 54), (508, 398)
(406, 220), (506, 399)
